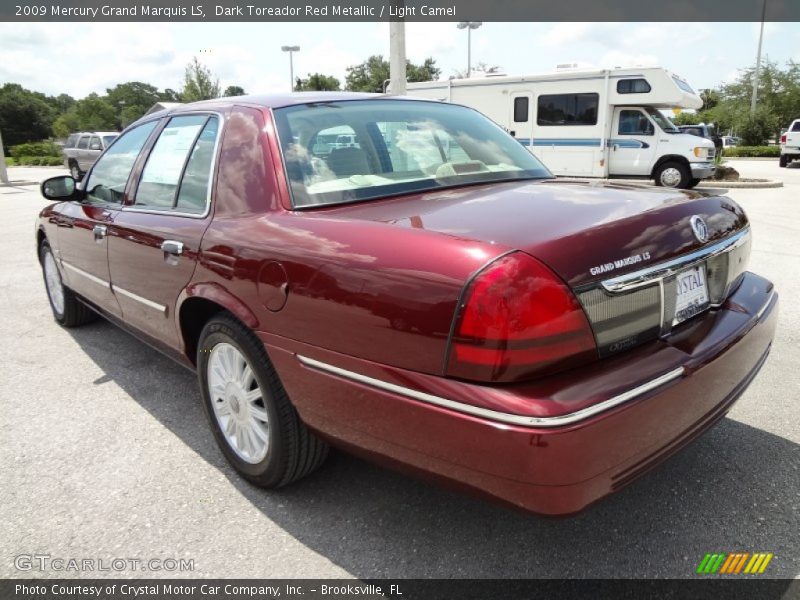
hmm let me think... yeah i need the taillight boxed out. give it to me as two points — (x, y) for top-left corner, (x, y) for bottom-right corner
(780, 134), (787, 144)
(446, 252), (597, 383)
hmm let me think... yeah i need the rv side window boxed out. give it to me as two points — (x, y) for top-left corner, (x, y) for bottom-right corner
(537, 93), (598, 126)
(617, 79), (651, 94)
(513, 97), (529, 122)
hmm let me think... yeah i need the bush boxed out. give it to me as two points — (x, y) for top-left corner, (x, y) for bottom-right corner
(722, 146), (781, 158)
(4, 157), (16, 166)
(10, 141), (62, 158)
(17, 156), (63, 166)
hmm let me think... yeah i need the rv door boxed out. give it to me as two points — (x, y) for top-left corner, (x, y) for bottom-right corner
(509, 92), (534, 150)
(609, 107), (658, 177)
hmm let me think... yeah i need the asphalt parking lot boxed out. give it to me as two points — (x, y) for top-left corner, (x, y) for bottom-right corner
(1, 161), (798, 579)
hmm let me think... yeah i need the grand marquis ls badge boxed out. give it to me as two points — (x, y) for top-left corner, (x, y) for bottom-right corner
(690, 215), (709, 243)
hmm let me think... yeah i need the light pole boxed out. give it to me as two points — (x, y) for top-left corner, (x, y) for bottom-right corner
(281, 45), (300, 92)
(457, 22), (482, 78)
(750, 0), (767, 114)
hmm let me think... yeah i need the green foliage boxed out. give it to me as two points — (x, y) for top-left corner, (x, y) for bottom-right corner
(72, 93), (118, 131)
(4, 157), (15, 166)
(10, 141), (61, 158)
(106, 81), (162, 127)
(721, 145), (781, 157)
(181, 57), (221, 102)
(0, 83), (56, 146)
(17, 156), (63, 166)
(223, 85), (246, 97)
(670, 112), (701, 126)
(295, 73), (341, 91)
(345, 55), (440, 92)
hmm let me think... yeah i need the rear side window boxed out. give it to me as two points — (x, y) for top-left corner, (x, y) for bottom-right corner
(65, 134), (79, 148)
(89, 136), (101, 150)
(537, 93), (598, 126)
(792, 121), (800, 132)
(76, 136), (89, 149)
(513, 97), (529, 122)
(617, 79), (651, 94)
(136, 115), (219, 214)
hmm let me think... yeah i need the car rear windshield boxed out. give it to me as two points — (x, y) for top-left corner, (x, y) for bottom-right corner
(273, 99), (552, 208)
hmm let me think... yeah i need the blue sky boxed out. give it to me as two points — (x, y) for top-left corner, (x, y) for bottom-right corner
(1, 22), (798, 98)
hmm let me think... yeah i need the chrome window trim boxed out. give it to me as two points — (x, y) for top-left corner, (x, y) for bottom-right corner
(601, 227), (751, 294)
(111, 284), (167, 314)
(62, 262), (110, 288)
(123, 110), (224, 220)
(297, 354), (685, 428)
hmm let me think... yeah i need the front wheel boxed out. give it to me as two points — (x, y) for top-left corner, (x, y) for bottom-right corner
(688, 178), (702, 189)
(39, 241), (95, 327)
(654, 161), (691, 189)
(197, 315), (328, 488)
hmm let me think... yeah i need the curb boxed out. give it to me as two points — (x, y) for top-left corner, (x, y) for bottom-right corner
(697, 179), (783, 189)
(720, 157), (778, 161)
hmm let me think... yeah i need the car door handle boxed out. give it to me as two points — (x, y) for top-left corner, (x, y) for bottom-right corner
(93, 224), (107, 240)
(161, 240), (184, 256)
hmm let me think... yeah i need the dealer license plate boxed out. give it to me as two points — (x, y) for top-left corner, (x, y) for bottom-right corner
(673, 265), (710, 325)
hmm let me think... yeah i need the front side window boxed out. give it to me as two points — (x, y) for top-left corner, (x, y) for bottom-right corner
(537, 93), (598, 126)
(617, 79), (651, 94)
(77, 136), (89, 150)
(618, 110), (654, 136)
(135, 115), (219, 213)
(274, 99), (551, 208)
(84, 121), (157, 204)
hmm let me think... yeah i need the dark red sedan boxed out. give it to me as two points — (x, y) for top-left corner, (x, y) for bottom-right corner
(37, 93), (777, 515)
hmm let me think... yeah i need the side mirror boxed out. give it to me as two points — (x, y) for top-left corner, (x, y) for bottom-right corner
(41, 175), (80, 201)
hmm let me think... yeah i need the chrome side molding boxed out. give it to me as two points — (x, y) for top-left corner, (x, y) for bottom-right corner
(297, 354), (685, 428)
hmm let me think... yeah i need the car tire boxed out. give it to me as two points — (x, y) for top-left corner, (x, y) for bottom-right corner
(654, 161), (691, 188)
(39, 241), (96, 327)
(779, 155), (788, 168)
(69, 161), (83, 180)
(688, 178), (702, 189)
(197, 314), (329, 488)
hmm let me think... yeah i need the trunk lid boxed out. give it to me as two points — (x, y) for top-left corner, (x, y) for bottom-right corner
(313, 179), (748, 287)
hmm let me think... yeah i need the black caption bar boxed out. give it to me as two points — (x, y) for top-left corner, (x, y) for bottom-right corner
(1, 0), (800, 22)
(2, 579), (799, 600)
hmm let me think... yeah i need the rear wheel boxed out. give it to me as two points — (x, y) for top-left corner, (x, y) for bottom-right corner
(654, 161), (691, 188)
(779, 154), (788, 168)
(39, 241), (95, 327)
(197, 314), (329, 488)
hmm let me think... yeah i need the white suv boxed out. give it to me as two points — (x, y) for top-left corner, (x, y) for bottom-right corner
(780, 119), (800, 168)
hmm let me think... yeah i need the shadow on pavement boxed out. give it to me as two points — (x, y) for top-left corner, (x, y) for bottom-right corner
(68, 319), (800, 578)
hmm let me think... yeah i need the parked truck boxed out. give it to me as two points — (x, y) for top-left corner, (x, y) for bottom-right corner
(403, 66), (716, 189)
(780, 119), (800, 167)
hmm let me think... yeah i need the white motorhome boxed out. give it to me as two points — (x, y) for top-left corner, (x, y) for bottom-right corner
(404, 67), (716, 188)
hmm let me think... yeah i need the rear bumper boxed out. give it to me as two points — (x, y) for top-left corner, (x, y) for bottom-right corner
(261, 272), (777, 516)
(690, 161), (716, 179)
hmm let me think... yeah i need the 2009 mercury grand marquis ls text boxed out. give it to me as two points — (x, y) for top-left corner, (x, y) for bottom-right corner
(36, 93), (777, 515)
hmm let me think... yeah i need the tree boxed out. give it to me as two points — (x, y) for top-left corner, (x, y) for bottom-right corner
(223, 85), (246, 97)
(345, 55), (440, 92)
(160, 88), (181, 102)
(106, 81), (162, 127)
(73, 93), (117, 131)
(0, 83), (55, 146)
(181, 57), (220, 102)
(294, 73), (340, 91)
